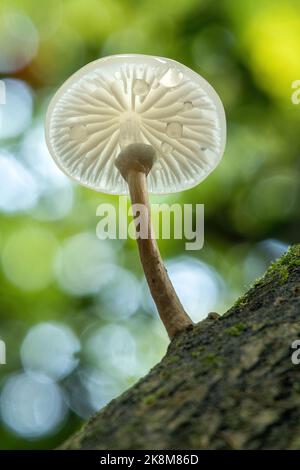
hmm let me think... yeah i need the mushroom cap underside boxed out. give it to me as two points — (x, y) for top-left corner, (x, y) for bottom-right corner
(45, 54), (226, 195)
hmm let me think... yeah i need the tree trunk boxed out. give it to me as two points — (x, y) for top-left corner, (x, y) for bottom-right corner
(60, 245), (300, 450)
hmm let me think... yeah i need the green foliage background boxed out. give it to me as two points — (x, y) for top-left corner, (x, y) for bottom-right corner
(0, 0), (299, 449)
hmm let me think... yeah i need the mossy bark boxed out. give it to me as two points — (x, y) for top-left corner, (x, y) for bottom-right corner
(60, 245), (300, 450)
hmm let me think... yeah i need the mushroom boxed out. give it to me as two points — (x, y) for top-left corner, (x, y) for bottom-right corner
(45, 54), (226, 339)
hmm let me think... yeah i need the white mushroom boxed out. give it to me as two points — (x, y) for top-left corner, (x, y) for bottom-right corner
(45, 54), (226, 339)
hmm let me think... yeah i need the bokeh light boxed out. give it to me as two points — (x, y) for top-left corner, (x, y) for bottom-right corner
(168, 257), (223, 322)
(241, 3), (300, 101)
(54, 232), (116, 296)
(0, 372), (67, 439)
(21, 123), (74, 220)
(243, 239), (290, 285)
(21, 322), (80, 381)
(0, 150), (38, 213)
(65, 367), (122, 418)
(78, 368), (122, 413)
(143, 257), (223, 322)
(98, 266), (141, 320)
(0, 9), (39, 73)
(85, 324), (139, 378)
(0, 79), (33, 140)
(2, 226), (58, 291)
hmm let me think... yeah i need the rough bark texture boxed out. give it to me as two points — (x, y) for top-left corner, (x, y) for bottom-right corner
(60, 245), (300, 450)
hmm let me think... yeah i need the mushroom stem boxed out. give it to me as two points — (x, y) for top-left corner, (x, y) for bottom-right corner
(116, 143), (193, 339)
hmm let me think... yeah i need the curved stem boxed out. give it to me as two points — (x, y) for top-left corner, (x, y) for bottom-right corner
(127, 169), (193, 338)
